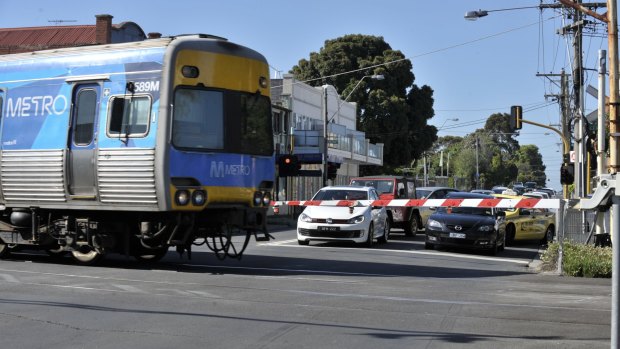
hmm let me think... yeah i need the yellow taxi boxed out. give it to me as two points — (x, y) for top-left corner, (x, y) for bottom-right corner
(493, 193), (555, 245)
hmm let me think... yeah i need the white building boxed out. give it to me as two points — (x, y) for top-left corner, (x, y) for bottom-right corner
(272, 74), (384, 203)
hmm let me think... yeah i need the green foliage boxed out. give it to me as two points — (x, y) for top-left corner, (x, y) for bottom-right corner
(515, 144), (546, 184)
(540, 242), (612, 278)
(290, 34), (435, 174)
(420, 113), (545, 189)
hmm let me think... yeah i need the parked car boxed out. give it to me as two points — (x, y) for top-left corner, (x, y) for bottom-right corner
(491, 186), (509, 194)
(424, 192), (506, 255)
(537, 187), (557, 198)
(512, 185), (526, 195)
(350, 176), (420, 236)
(297, 186), (390, 247)
(416, 186), (460, 228)
(493, 194), (555, 245)
(471, 189), (494, 195)
(523, 192), (546, 199)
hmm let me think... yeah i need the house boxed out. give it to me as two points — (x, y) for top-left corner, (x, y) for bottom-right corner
(0, 14), (155, 54)
(271, 74), (384, 203)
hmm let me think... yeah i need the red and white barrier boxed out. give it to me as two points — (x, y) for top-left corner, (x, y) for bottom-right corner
(271, 198), (560, 209)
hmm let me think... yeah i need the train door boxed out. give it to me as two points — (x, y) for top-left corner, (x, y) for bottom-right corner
(67, 84), (100, 198)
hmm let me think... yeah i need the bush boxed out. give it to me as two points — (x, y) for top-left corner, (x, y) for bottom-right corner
(540, 241), (612, 278)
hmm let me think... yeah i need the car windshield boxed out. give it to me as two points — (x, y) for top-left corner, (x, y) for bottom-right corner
(350, 180), (393, 194)
(416, 189), (432, 198)
(437, 206), (493, 216)
(313, 190), (368, 201)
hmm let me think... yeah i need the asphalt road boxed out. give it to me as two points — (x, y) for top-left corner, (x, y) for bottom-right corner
(0, 226), (611, 349)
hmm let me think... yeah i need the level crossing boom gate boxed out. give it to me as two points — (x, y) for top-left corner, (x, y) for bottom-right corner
(271, 197), (560, 210)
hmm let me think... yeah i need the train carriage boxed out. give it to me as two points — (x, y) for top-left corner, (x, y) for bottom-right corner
(0, 34), (275, 264)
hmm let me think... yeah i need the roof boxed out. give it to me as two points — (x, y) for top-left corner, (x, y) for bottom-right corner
(321, 185), (371, 191)
(0, 21), (146, 54)
(0, 26), (96, 50)
(446, 192), (493, 199)
(351, 175), (414, 180)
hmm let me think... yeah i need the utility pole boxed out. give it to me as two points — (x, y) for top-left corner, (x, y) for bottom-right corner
(573, 1), (586, 199)
(475, 137), (480, 189)
(322, 86), (329, 187)
(609, 0), (620, 174)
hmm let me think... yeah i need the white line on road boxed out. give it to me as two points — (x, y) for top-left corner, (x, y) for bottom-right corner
(259, 240), (531, 265)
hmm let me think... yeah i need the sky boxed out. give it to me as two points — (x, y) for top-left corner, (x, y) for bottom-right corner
(0, 0), (611, 191)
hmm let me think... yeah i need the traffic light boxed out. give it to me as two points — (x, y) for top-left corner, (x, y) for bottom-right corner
(510, 105), (523, 130)
(277, 154), (300, 177)
(560, 163), (574, 185)
(326, 162), (341, 181)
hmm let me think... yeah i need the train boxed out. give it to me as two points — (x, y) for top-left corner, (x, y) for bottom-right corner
(0, 34), (275, 264)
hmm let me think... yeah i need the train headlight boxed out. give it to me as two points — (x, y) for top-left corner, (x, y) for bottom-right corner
(262, 192), (271, 206)
(175, 190), (190, 206)
(192, 190), (207, 205)
(253, 191), (262, 206)
(259, 76), (268, 88)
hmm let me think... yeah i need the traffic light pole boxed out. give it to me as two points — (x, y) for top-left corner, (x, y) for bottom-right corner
(519, 119), (571, 199)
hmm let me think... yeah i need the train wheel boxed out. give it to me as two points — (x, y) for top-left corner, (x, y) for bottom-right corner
(71, 248), (103, 265)
(134, 246), (169, 263)
(0, 240), (10, 258)
(46, 245), (68, 258)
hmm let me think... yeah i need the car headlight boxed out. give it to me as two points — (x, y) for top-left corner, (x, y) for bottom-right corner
(477, 225), (493, 232)
(175, 190), (190, 206)
(299, 213), (313, 223)
(427, 219), (442, 229)
(347, 215), (365, 224)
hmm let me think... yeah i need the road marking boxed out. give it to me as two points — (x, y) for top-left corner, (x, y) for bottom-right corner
(0, 273), (19, 283)
(281, 288), (610, 312)
(258, 241), (531, 265)
(259, 238), (298, 246)
(112, 284), (147, 293)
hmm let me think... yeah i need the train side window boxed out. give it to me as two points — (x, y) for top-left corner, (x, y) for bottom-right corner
(108, 95), (151, 137)
(74, 89), (97, 145)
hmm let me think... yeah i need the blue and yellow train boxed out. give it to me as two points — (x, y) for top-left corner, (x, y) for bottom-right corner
(0, 34), (275, 264)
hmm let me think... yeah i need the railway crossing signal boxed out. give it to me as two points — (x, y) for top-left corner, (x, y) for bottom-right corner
(278, 154), (301, 177)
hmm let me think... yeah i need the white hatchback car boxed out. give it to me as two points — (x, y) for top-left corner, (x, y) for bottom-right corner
(297, 186), (390, 247)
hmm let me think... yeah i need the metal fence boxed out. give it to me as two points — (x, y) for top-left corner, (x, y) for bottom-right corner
(560, 207), (607, 244)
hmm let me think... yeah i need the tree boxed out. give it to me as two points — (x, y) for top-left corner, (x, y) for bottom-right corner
(290, 34), (436, 174)
(515, 144), (547, 185)
(483, 113), (520, 156)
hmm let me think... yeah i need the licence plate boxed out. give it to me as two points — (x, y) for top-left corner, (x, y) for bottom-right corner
(318, 226), (340, 232)
(449, 232), (466, 239)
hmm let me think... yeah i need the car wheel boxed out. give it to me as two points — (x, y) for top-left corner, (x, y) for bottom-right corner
(298, 239), (310, 246)
(424, 242), (434, 250)
(378, 219), (390, 244)
(365, 223), (374, 248)
(540, 225), (555, 245)
(404, 214), (419, 237)
(506, 224), (516, 246)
